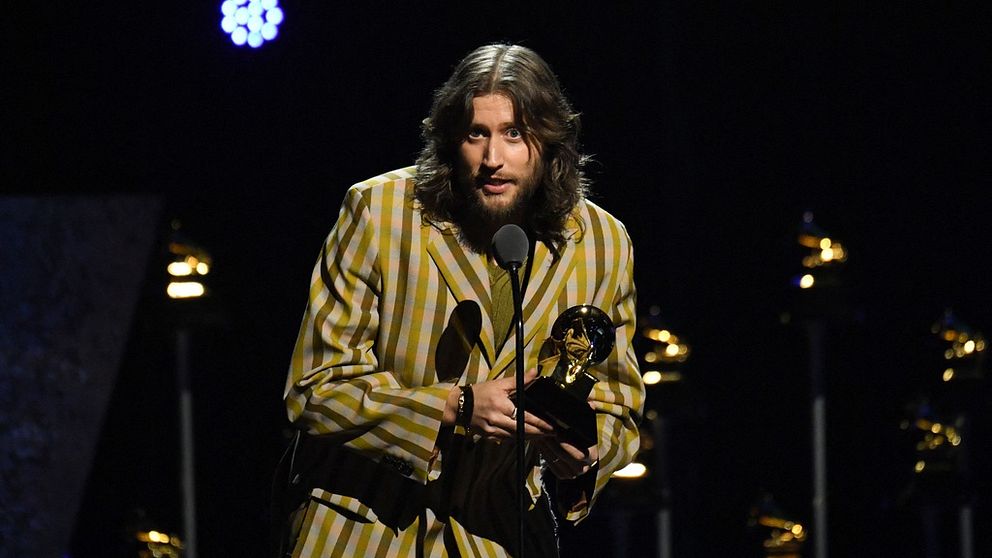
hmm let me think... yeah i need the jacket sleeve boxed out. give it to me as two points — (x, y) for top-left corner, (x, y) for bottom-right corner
(560, 222), (645, 523)
(284, 186), (450, 485)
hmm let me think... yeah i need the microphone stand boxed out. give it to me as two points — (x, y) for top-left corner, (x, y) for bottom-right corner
(508, 264), (526, 558)
(492, 223), (530, 557)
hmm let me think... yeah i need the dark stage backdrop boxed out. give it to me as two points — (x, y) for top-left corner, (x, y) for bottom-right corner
(3, 3), (990, 557)
(0, 197), (160, 556)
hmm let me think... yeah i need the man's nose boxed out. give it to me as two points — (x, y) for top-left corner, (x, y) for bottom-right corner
(483, 139), (504, 168)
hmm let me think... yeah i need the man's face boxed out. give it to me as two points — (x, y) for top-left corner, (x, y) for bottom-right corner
(457, 93), (540, 224)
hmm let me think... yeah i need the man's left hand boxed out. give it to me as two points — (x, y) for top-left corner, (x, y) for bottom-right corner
(535, 437), (598, 480)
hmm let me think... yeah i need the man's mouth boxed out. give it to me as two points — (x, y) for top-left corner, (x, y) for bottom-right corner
(481, 176), (513, 194)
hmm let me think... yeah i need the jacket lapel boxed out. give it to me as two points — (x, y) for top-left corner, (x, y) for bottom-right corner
(488, 237), (577, 379)
(426, 227), (497, 368)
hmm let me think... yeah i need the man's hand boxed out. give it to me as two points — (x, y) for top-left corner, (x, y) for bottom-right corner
(535, 437), (599, 480)
(443, 368), (555, 440)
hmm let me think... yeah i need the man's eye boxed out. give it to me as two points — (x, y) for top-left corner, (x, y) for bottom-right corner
(506, 128), (522, 139)
(467, 129), (485, 139)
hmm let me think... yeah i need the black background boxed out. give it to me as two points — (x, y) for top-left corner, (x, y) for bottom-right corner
(4, 2), (990, 556)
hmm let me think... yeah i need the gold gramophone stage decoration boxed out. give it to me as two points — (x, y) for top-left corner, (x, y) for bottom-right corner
(518, 305), (615, 447)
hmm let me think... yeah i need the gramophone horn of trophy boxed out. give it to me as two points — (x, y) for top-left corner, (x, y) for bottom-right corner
(517, 304), (615, 448)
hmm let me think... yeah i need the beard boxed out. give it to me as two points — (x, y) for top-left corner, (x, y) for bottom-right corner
(457, 165), (539, 226)
(464, 178), (536, 225)
(452, 166), (541, 253)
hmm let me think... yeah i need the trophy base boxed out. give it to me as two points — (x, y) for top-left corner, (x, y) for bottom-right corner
(517, 376), (597, 448)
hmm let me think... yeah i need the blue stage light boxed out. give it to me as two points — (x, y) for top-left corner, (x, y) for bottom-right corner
(220, 0), (282, 48)
(231, 26), (248, 46)
(261, 22), (278, 41)
(247, 15), (263, 33)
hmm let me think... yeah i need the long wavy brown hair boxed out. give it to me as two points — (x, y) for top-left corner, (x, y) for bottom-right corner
(414, 43), (588, 258)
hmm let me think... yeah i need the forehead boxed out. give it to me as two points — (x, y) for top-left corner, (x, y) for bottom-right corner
(469, 93), (517, 123)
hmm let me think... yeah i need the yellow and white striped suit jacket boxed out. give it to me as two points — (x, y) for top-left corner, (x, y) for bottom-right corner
(284, 167), (644, 557)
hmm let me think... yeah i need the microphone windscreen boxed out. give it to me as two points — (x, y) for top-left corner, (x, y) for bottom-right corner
(492, 224), (529, 269)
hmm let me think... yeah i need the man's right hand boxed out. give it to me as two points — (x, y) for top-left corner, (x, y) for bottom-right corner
(443, 368), (555, 441)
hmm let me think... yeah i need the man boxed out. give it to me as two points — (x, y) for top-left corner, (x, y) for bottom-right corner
(280, 43), (644, 557)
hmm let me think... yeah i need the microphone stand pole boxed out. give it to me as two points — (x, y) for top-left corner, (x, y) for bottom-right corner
(509, 266), (526, 558)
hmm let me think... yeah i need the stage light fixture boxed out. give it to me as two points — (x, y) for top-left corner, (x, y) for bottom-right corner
(637, 308), (690, 390)
(792, 212), (847, 292)
(747, 494), (808, 555)
(167, 281), (206, 299)
(901, 409), (965, 475)
(931, 309), (986, 381)
(642, 371), (682, 386)
(135, 530), (183, 557)
(220, 0), (282, 48)
(167, 222), (211, 300)
(611, 462), (647, 479)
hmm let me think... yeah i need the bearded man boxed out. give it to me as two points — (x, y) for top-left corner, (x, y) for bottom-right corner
(279, 43), (644, 557)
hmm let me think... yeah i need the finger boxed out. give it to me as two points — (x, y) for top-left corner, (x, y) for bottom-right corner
(497, 368), (541, 394)
(524, 367), (540, 384)
(491, 407), (528, 436)
(554, 452), (592, 479)
(554, 439), (589, 462)
(522, 411), (555, 433)
(478, 419), (516, 439)
(501, 412), (550, 438)
(470, 402), (516, 436)
(541, 438), (598, 476)
(494, 375), (523, 393)
(522, 425), (553, 438)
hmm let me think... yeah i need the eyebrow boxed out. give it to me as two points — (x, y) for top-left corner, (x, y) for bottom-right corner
(468, 120), (519, 130)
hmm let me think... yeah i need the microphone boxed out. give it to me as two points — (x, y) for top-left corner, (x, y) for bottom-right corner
(491, 223), (529, 558)
(492, 224), (528, 270)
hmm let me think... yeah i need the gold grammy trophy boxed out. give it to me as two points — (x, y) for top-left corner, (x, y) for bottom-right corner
(521, 305), (615, 447)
